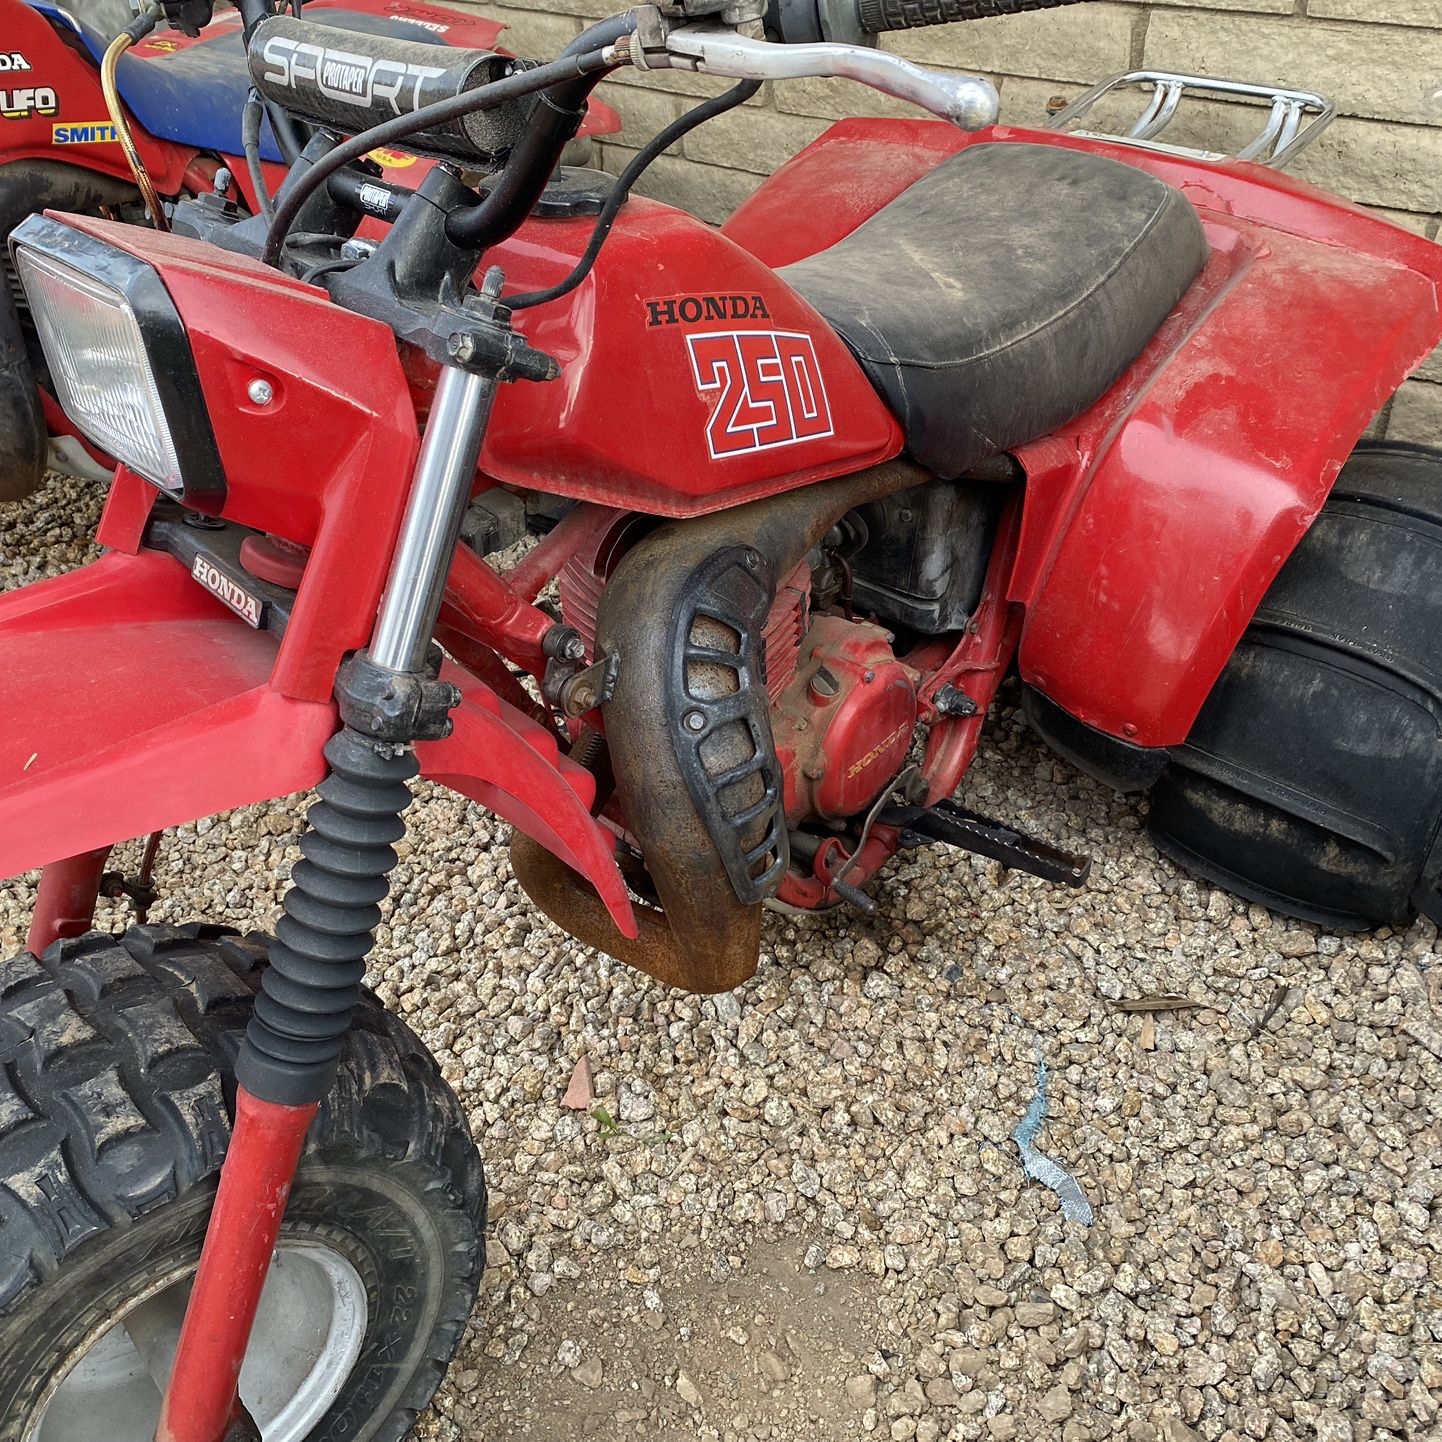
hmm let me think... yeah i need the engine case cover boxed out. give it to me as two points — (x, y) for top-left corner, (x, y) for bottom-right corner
(772, 614), (917, 822)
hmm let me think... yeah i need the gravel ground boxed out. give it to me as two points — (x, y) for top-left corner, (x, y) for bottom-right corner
(3, 470), (1441, 1442)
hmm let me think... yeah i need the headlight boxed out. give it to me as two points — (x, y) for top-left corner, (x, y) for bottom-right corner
(9, 213), (225, 509)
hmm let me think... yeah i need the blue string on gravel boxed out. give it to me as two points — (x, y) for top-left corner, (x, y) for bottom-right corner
(1011, 1043), (1094, 1227)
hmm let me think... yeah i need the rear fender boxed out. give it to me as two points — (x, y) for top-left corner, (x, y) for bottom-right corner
(1012, 211), (1442, 749)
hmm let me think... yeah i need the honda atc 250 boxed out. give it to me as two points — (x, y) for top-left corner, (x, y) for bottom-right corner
(2, 0), (1442, 1437)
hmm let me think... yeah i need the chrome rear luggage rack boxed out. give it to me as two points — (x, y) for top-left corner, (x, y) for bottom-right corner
(1046, 71), (1337, 171)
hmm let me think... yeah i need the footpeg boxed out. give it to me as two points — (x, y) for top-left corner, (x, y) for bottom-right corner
(877, 800), (1091, 887)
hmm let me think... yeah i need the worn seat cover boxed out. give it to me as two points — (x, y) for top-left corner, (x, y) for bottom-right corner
(781, 142), (1209, 479)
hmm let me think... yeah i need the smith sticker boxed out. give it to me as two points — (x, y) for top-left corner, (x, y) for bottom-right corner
(686, 329), (833, 460)
(0, 53), (32, 71)
(53, 121), (120, 144)
(1, 86), (57, 120)
(646, 293), (770, 328)
(192, 555), (265, 628)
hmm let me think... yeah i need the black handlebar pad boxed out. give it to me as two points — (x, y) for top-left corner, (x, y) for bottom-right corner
(247, 15), (531, 163)
(857, 0), (1090, 32)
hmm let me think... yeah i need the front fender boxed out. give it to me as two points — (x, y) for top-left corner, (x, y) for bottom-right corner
(416, 665), (637, 940)
(1, 552), (638, 939)
(0, 549), (334, 876)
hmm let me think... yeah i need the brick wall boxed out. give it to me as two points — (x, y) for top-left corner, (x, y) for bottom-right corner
(448, 0), (1442, 441)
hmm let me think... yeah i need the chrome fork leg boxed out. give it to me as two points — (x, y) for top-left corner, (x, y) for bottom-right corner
(369, 362), (498, 674)
(156, 358), (495, 1442)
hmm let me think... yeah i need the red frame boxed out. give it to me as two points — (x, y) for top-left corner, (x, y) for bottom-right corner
(5, 111), (1442, 1442)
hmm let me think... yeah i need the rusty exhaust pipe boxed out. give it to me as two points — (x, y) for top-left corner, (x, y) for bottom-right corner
(512, 457), (932, 993)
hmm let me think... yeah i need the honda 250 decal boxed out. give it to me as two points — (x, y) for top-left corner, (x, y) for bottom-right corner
(685, 330), (834, 460)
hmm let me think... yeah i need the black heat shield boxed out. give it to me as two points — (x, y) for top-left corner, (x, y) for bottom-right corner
(247, 14), (531, 164)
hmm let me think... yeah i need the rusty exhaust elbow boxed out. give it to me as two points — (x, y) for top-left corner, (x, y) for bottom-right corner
(512, 459), (931, 993)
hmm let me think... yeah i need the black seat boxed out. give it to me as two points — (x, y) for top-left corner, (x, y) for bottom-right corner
(780, 143), (1209, 479)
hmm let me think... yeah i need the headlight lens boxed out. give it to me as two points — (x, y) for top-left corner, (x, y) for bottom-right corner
(9, 213), (225, 510)
(14, 246), (182, 493)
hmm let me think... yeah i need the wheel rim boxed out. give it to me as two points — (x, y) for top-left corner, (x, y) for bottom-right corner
(25, 1240), (369, 1442)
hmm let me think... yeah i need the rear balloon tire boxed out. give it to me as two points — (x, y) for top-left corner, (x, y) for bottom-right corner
(1149, 440), (1442, 930)
(0, 924), (485, 1442)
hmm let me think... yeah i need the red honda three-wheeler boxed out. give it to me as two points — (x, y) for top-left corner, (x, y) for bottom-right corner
(2, 0), (1441, 1436)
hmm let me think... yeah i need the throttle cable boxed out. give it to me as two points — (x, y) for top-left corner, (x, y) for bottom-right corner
(507, 79), (762, 312)
(99, 5), (169, 230)
(261, 46), (615, 266)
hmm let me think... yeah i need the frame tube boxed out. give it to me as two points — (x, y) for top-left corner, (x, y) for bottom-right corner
(26, 847), (111, 955)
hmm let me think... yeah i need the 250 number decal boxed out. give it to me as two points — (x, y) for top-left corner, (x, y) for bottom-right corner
(686, 329), (834, 460)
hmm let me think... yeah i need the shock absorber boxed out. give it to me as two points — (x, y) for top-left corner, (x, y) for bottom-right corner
(236, 729), (417, 1101)
(247, 354), (502, 1095)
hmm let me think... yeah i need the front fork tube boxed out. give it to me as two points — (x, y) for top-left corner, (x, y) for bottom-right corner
(157, 361), (498, 1442)
(154, 1095), (317, 1442)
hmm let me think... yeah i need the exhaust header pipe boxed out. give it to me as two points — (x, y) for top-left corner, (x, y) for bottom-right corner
(513, 457), (931, 993)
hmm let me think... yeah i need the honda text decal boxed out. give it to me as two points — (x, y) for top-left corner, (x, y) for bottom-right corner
(685, 330), (834, 460)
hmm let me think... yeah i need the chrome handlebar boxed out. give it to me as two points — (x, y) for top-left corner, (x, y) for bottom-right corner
(633, 22), (1000, 131)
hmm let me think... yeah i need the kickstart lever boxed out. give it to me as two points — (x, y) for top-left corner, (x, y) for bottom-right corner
(877, 800), (1092, 888)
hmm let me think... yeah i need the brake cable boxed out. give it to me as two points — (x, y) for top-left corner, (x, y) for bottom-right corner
(260, 46), (616, 267)
(242, 88), (276, 225)
(507, 79), (762, 312)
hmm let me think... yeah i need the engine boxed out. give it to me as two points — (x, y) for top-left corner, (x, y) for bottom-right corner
(770, 615), (917, 823)
(559, 514), (920, 834)
(847, 479), (1001, 634)
(519, 462), (998, 989)
(560, 513), (810, 701)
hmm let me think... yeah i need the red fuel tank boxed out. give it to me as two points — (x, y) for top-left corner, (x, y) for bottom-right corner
(483, 196), (903, 518)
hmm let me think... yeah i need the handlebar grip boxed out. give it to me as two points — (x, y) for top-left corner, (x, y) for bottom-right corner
(857, 0), (1091, 33)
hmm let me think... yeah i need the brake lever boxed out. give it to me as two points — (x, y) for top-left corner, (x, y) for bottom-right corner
(635, 22), (999, 130)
